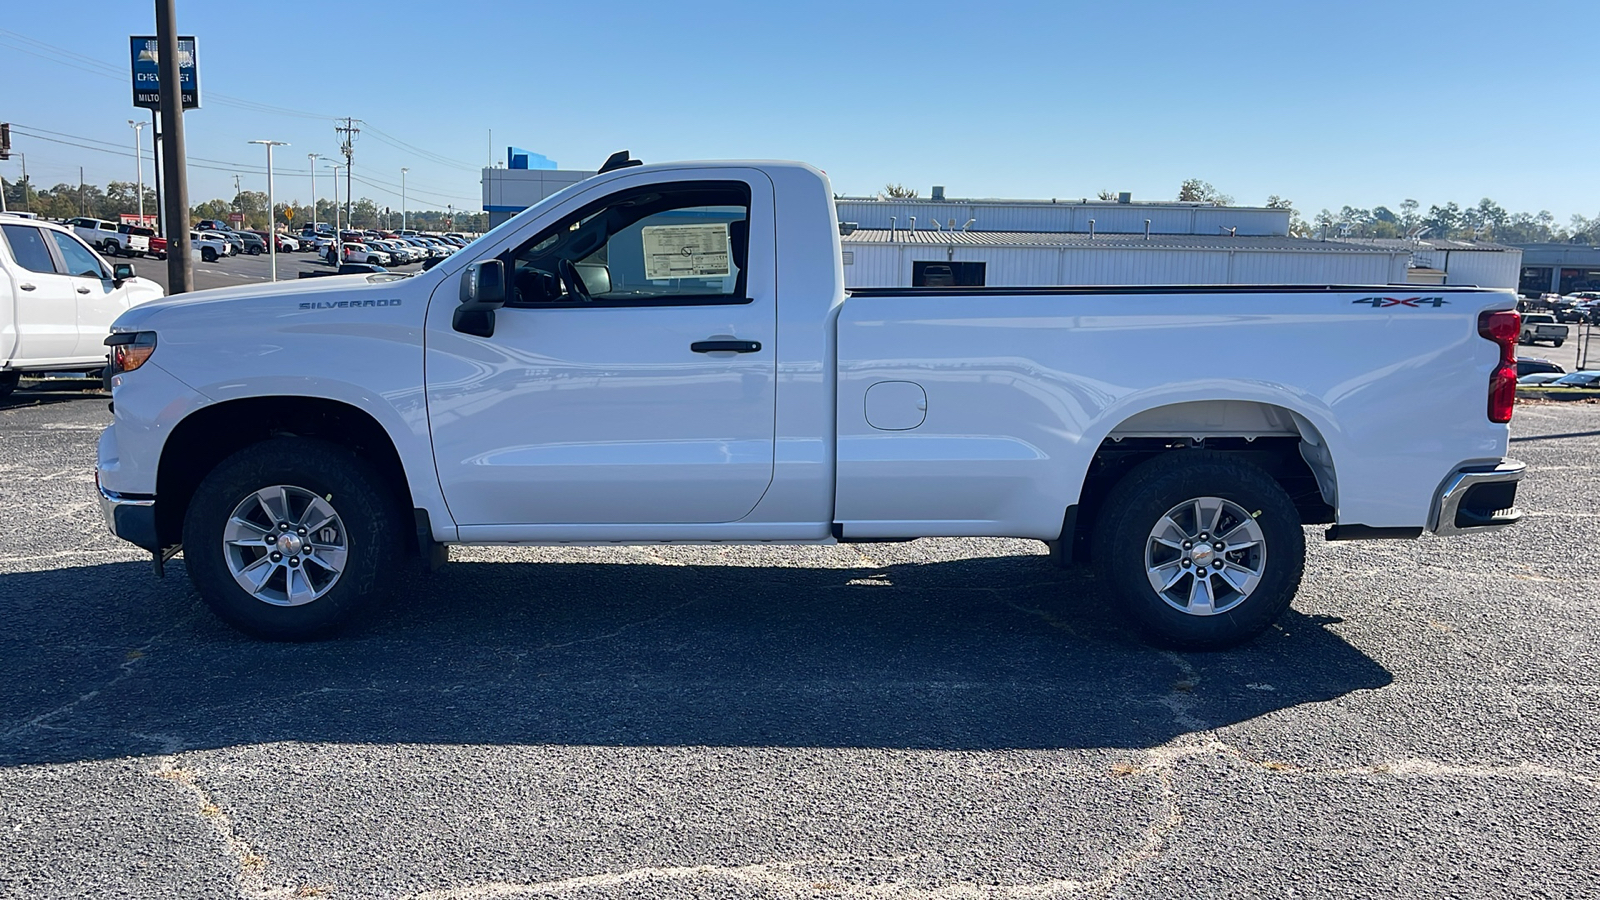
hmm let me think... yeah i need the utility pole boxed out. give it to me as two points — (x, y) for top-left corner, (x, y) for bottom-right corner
(400, 167), (407, 231)
(18, 154), (27, 212)
(248, 139), (287, 282)
(156, 0), (194, 293)
(128, 119), (147, 224)
(79, 166), (85, 216)
(336, 117), (358, 229)
(233, 173), (242, 223)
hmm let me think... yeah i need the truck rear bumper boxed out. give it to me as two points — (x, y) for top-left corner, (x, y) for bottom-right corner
(1429, 458), (1524, 536)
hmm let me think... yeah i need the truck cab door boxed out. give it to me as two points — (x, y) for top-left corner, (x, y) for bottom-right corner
(44, 230), (122, 360)
(1, 223), (80, 363)
(425, 170), (777, 529)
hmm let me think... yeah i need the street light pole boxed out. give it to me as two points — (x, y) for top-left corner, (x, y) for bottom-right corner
(128, 120), (147, 224)
(307, 153), (320, 236)
(326, 162), (343, 262)
(401, 167), (408, 232)
(248, 139), (289, 282)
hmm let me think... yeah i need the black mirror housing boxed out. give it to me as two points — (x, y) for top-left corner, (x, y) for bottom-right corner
(454, 260), (506, 337)
(112, 262), (135, 284)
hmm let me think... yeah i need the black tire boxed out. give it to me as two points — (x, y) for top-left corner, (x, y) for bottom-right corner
(1091, 451), (1305, 650)
(0, 371), (18, 399)
(201, 247), (217, 263)
(1555, 340), (1565, 348)
(182, 437), (404, 640)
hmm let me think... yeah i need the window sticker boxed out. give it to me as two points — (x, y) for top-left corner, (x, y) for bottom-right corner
(641, 223), (730, 279)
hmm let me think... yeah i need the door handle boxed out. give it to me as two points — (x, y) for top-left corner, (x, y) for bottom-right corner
(690, 340), (761, 354)
(77, 287), (92, 294)
(19, 283), (36, 291)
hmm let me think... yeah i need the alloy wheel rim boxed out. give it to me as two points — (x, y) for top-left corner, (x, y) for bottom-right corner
(222, 485), (348, 607)
(1144, 496), (1267, 616)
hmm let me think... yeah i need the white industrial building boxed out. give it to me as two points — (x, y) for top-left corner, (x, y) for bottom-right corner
(834, 193), (1293, 237)
(482, 171), (1516, 290)
(841, 230), (1410, 289)
(1330, 238), (1521, 290)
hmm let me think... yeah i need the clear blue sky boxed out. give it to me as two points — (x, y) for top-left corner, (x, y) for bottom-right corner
(2, 0), (1595, 220)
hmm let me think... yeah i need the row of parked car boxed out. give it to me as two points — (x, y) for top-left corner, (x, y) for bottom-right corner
(1520, 292), (1600, 326)
(309, 227), (470, 268)
(1515, 356), (1600, 389)
(59, 215), (476, 268)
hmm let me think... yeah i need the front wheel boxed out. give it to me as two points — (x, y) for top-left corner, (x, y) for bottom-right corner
(201, 247), (217, 263)
(182, 438), (404, 640)
(0, 371), (19, 399)
(1555, 340), (1565, 347)
(1092, 451), (1305, 650)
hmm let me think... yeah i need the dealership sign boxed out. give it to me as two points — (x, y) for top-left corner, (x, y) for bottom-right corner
(130, 36), (200, 110)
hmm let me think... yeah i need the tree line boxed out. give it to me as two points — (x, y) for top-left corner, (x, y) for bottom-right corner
(1, 177), (488, 234)
(1170, 178), (1597, 244)
(880, 178), (1599, 245)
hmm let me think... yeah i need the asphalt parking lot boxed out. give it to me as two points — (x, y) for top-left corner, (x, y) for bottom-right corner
(1, 386), (1596, 899)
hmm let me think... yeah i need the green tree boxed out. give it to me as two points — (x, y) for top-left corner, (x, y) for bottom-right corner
(882, 183), (917, 199)
(1178, 179), (1231, 206)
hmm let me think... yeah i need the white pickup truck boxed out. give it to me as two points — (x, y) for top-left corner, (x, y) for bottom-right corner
(2, 216), (164, 397)
(96, 159), (1526, 648)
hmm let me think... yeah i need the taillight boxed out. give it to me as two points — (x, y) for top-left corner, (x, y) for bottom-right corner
(1478, 310), (1519, 424)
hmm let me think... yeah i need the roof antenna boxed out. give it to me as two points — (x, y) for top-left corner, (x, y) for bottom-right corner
(598, 150), (644, 174)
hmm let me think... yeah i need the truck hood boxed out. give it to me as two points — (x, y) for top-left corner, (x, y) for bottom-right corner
(112, 272), (416, 331)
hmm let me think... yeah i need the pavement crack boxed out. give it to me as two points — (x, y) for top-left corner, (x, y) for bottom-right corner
(154, 758), (292, 899)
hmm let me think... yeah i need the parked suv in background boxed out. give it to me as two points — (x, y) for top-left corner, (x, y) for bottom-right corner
(238, 232), (268, 255)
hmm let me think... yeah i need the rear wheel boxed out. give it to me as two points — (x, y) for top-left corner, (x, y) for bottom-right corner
(0, 371), (19, 399)
(1092, 451), (1305, 650)
(182, 438), (403, 640)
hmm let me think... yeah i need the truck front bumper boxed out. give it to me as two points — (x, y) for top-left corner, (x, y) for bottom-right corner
(97, 476), (159, 552)
(1430, 458), (1524, 536)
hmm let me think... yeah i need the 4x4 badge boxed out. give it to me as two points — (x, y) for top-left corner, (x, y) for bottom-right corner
(1352, 296), (1449, 308)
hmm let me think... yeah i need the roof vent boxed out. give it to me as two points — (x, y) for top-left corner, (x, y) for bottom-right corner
(838, 222), (858, 236)
(932, 186), (946, 202)
(1117, 192), (1132, 204)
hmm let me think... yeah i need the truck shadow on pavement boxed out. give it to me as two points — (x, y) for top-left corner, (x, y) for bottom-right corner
(0, 554), (1391, 765)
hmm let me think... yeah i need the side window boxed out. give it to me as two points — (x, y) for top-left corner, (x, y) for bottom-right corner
(2, 225), (61, 274)
(47, 231), (108, 279)
(506, 180), (750, 306)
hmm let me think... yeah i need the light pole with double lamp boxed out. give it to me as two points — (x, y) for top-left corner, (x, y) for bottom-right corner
(247, 139), (289, 281)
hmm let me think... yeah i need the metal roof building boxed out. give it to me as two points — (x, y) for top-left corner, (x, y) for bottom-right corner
(1509, 243), (1600, 296)
(841, 229), (1411, 289)
(834, 195), (1292, 237)
(1330, 238), (1521, 290)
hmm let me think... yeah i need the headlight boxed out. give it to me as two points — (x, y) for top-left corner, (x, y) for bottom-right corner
(105, 331), (157, 374)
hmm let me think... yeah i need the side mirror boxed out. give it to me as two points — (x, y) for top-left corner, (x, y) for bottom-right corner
(453, 260), (506, 338)
(112, 262), (135, 285)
